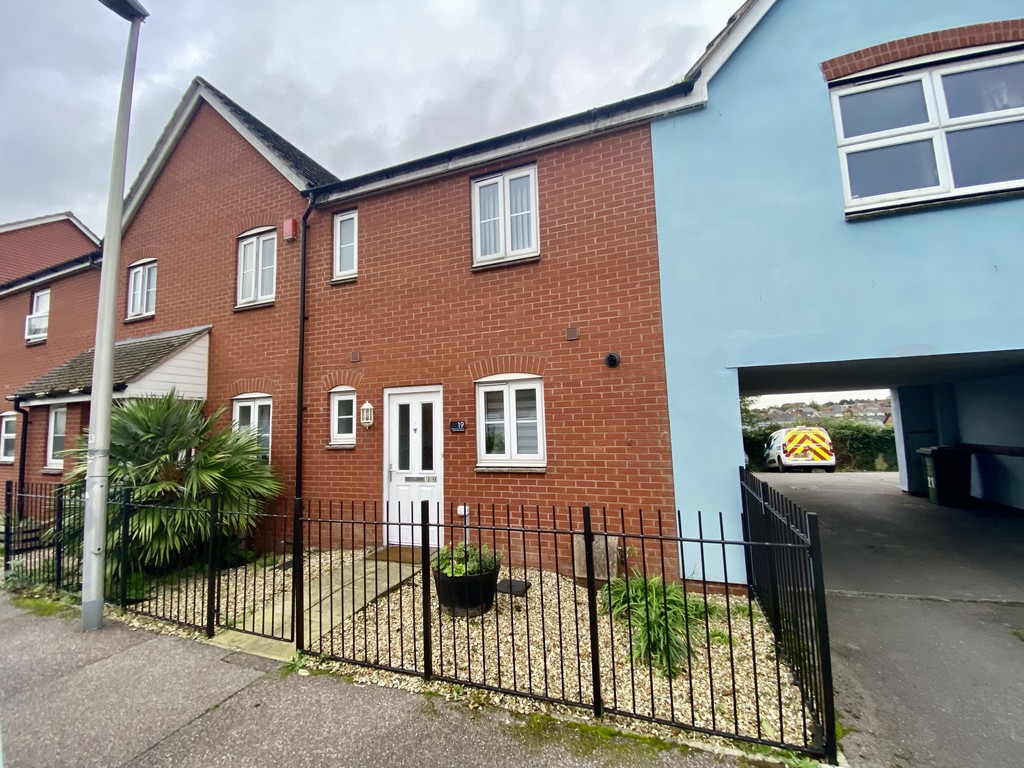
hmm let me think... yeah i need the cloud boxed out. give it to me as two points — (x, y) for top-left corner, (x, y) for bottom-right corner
(0, 0), (737, 234)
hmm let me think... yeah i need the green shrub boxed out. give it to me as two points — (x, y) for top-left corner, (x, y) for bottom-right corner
(601, 575), (725, 677)
(431, 541), (501, 577)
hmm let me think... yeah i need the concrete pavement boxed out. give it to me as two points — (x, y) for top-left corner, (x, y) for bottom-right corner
(0, 592), (762, 768)
(761, 472), (1024, 768)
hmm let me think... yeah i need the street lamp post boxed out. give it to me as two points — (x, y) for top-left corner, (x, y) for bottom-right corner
(82, 0), (149, 631)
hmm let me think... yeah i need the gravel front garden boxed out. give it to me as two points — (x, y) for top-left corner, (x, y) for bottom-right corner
(320, 562), (814, 749)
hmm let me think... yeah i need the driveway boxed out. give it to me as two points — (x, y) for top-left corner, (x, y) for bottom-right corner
(760, 472), (1024, 768)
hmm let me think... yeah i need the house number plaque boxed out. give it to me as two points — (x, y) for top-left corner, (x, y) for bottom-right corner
(449, 421), (466, 433)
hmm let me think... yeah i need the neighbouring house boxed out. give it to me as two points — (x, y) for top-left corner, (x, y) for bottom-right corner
(650, 0), (1024, 576)
(0, 212), (100, 487)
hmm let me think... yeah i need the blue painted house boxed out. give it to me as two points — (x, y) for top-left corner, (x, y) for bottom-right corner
(651, 0), (1024, 577)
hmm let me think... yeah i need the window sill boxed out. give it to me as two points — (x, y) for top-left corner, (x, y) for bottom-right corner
(25, 338), (46, 347)
(845, 186), (1024, 221)
(0, 459), (13, 465)
(124, 313), (155, 324)
(471, 254), (540, 272)
(475, 465), (546, 474)
(41, 467), (63, 475)
(326, 443), (356, 450)
(234, 299), (275, 312)
(330, 275), (357, 286)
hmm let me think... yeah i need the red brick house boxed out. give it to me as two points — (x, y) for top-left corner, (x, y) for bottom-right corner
(11, 74), (697, 557)
(0, 213), (100, 487)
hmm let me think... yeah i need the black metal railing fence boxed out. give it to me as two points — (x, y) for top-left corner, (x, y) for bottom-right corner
(3, 478), (835, 762)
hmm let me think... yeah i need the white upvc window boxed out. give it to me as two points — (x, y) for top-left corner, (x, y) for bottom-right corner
(127, 259), (157, 318)
(329, 386), (356, 447)
(232, 394), (272, 461)
(831, 51), (1024, 213)
(471, 165), (539, 266)
(475, 374), (545, 467)
(46, 405), (66, 469)
(333, 211), (358, 280)
(237, 228), (276, 306)
(0, 412), (16, 463)
(25, 288), (50, 342)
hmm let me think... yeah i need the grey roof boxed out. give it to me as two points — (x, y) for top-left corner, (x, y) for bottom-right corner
(199, 78), (339, 188)
(10, 326), (210, 401)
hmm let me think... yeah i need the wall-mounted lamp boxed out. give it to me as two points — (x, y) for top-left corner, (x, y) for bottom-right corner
(360, 401), (374, 429)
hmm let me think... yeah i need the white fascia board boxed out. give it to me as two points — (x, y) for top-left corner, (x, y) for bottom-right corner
(318, 90), (708, 206)
(198, 94), (308, 192)
(121, 86), (306, 231)
(0, 211), (98, 245)
(691, 0), (779, 87)
(0, 258), (99, 300)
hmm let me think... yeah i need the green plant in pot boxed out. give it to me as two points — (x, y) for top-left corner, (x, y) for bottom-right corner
(431, 541), (502, 617)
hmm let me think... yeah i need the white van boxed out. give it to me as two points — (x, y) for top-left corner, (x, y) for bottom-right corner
(764, 426), (836, 472)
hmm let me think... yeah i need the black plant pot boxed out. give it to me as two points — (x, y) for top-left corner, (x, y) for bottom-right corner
(433, 567), (500, 617)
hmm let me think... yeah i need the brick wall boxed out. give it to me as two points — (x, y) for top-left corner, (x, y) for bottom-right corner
(118, 101), (308, 497)
(0, 268), (99, 484)
(821, 18), (1024, 81)
(301, 124), (676, 558)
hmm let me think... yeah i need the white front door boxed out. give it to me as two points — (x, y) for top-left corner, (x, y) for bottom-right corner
(384, 386), (442, 547)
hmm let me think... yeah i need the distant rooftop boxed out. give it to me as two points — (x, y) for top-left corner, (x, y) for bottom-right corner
(0, 212), (100, 284)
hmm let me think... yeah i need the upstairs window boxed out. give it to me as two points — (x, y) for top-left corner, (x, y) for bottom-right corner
(25, 288), (49, 342)
(233, 394), (272, 461)
(333, 211), (358, 280)
(1, 413), (15, 462)
(329, 386), (356, 447)
(237, 228), (276, 306)
(832, 52), (1024, 213)
(475, 374), (545, 468)
(471, 165), (539, 266)
(127, 259), (157, 319)
(47, 405), (66, 469)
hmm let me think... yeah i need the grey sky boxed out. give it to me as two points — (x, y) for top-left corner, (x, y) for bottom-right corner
(1, 0), (738, 237)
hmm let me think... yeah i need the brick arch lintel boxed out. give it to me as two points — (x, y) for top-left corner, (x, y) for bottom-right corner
(469, 354), (546, 381)
(232, 215), (279, 237)
(320, 370), (365, 391)
(227, 377), (278, 397)
(821, 19), (1024, 82)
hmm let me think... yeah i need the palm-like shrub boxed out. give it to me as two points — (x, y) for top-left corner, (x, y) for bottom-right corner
(61, 392), (282, 575)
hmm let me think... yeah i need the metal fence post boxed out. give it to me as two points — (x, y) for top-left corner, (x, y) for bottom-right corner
(807, 513), (837, 764)
(581, 504), (604, 718)
(3, 481), (12, 574)
(119, 487), (131, 611)
(205, 495), (220, 639)
(292, 496), (305, 651)
(54, 485), (65, 591)
(420, 499), (433, 680)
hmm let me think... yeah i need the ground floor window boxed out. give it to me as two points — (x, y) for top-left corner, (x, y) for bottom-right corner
(1, 413), (16, 462)
(47, 405), (66, 468)
(232, 394), (272, 461)
(475, 374), (545, 468)
(329, 387), (356, 447)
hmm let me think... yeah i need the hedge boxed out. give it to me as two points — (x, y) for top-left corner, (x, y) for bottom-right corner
(743, 419), (899, 472)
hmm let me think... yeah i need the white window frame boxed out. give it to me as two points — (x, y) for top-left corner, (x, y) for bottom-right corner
(471, 165), (540, 267)
(236, 228), (277, 306)
(232, 393), (272, 461)
(126, 259), (157, 319)
(0, 412), (16, 463)
(25, 288), (50, 342)
(329, 386), (357, 447)
(475, 373), (546, 468)
(46, 405), (66, 469)
(332, 211), (358, 280)
(831, 50), (1024, 213)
